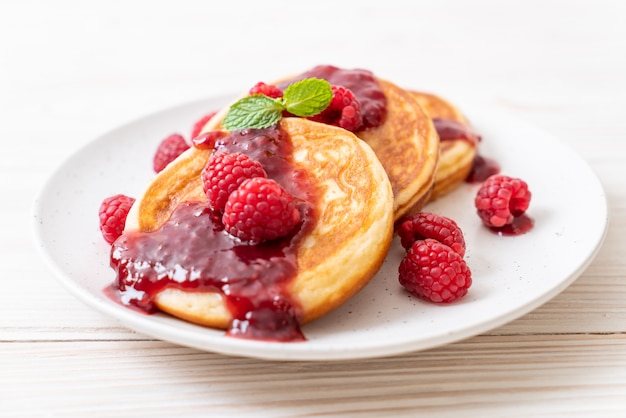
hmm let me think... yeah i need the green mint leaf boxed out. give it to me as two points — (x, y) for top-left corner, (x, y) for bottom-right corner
(221, 78), (333, 130)
(222, 95), (284, 130)
(282, 78), (332, 117)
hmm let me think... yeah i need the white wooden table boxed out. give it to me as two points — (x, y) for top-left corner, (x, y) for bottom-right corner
(2, 1), (625, 416)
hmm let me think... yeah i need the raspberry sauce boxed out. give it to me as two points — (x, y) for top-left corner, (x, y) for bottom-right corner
(282, 65), (387, 129)
(489, 214), (534, 236)
(110, 126), (317, 342)
(466, 154), (501, 183)
(431, 117), (500, 184)
(432, 118), (481, 146)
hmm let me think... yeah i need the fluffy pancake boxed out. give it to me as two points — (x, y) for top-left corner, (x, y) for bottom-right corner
(410, 91), (478, 201)
(124, 117), (394, 330)
(199, 75), (439, 223)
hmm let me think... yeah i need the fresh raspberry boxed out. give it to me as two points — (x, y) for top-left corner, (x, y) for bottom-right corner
(398, 212), (466, 256)
(309, 85), (363, 131)
(475, 174), (531, 227)
(98, 194), (135, 245)
(153, 133), (189, 173)
(222, 177), (301, 243)
(202, 152), (267, 212)
(399, 239), (472, 303)
(249, 82), (283, 99)
(190, 111), (217, 140)
(192, 130), (228, 150)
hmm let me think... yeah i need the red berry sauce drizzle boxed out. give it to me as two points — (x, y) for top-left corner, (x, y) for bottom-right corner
(466, 154), (501, 183)
(432, 117), (501, 183)
(432, 118), (481, 146)
(489, 214), (534, 236)
(109, 126), (319, 342)
(280, 65), (388, 129)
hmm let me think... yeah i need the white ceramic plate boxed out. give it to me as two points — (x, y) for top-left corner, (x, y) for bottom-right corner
(33, 95), (608, 361)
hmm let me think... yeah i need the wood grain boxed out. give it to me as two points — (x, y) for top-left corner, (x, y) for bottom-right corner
(2, 336), (626, 416)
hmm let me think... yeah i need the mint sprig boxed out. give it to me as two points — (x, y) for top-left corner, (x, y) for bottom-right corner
(222, 78), (332, 130)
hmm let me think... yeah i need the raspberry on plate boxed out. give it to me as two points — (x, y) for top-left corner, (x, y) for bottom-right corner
(397, 212), (466, 256)
(190, 111), (217, 140)
(399, 238), (472, 303)
(222, 177), (301, 243)
(98, 194), (135, 244)
(475, 174), (531, 227)
(202, 152), (267, 213)
(153, 133), (190, 173)
(309, 85), (363, 131)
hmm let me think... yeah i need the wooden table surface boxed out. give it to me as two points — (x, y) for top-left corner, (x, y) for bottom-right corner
(2, 1), (625, 416)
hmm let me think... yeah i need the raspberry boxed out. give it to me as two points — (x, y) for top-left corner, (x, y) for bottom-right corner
(398, 212), (466, 256)
(309, 85), (363, 131)
(222, 177), (301, 243)
(190, 111), (217, 140)
(399, 239), (472, 303)
(98, 194), (135, 244)
(202, 152), (267, 213)
(249, 82), (283, 99)
(475, 174), (531, 227)
(153, 133), (189, 173)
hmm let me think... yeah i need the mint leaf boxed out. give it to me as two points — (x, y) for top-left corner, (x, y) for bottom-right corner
(222, 95), (284, 130)
(221, 78), (333, 130)
(282, 78), (332, 117)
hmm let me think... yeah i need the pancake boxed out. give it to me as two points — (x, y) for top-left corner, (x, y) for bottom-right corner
(122, 117), (394, 331)
(199, 73), (439, 223)
(410, 92), (478, 201)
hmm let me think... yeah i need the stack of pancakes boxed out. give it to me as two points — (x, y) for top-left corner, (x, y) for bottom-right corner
(123, 68), (478, 332)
